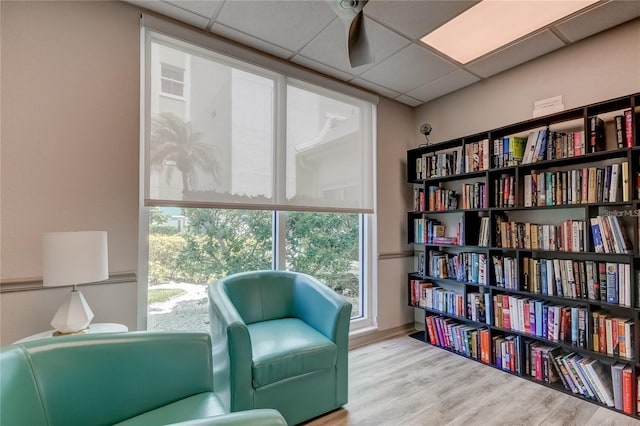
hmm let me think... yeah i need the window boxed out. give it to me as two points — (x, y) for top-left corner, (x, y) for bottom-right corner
(141, 26), (375, 332)
(147, 208), (363, 330)
(160, 63), (185, 97)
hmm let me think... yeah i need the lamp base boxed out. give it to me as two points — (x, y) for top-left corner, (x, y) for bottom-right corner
(50, 288), (94, 334)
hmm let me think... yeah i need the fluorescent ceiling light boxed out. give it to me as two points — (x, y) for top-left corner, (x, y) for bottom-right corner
(421, 0), (599, 64)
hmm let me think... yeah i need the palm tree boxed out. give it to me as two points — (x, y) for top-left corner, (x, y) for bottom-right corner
(150, 112), (217, 194)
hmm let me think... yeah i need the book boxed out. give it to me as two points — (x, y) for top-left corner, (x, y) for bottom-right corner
(584, 358), (615, 407)
(614, 115), (625, 148)
(611, 362), (625, 410)
(623, 365), (633, 414)
(624, 109), (633, 148)
(589, 116), (605, 153)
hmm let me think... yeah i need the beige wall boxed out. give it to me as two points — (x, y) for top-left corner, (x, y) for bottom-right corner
(375, 97), (416, 330)
(415, 18), (640, 143)
(0, 1), (416, 344)
(1, 1), (141, 344)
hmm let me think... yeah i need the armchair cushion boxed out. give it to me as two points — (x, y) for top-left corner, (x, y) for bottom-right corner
(249, 318), (337, 387)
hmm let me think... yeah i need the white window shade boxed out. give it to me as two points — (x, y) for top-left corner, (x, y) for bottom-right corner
(286, 81), (373, 212)
(143, 29), (375, 213)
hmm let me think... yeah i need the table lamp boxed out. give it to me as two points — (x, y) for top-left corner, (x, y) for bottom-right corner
(42, 231), (108, 335)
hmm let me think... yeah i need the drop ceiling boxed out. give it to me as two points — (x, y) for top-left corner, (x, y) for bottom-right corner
(127, 0), (640, 107)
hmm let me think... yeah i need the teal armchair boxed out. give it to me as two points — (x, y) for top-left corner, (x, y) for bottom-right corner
(1, 332), (286, 426)
(209, 271), (352, 425)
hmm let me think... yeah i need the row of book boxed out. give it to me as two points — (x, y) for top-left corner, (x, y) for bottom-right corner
(492, 136), (526, 168)
(420, 286), (636, 359)
(493, 174), (515, 208)
(414, 140), (494, 180)
(614, 109), (634, 149)
(464, 139), (490, 173)
(493, 294), (588, 347)
(412, 218), (462, 245)
(425, 315), (491, 363)
(545, 130), (587, 160)
(494, 334), (520, 373)
(522, 258), (632, 306)
(426, 186), (458, 211)
(592, 311), (634, 359)
(422, 285), (465, 317)
(591, 215), (633, 254)
(415, 148), (465, 180)
(426, 250), (487, 285)
(523, 161), (630, 207)
(413, 183), (488, 212)
(467, 291), (490, 323)
(496, 219), (586, 251)
(521, 128), (548, 164)
(409, 279), (430, 307)
(523, 342), (632, 411)
(491, 256), (519, 290)
(424, 315), (636, 414)
(412, 187), (425, 212)
(461, 182), (487, 209)
(415, 110), (633, 181)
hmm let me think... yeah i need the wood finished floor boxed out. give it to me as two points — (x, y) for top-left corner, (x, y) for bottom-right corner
(303, 333), (640, 426)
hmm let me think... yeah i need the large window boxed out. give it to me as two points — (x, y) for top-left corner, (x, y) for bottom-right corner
(141, 26), (375, 332)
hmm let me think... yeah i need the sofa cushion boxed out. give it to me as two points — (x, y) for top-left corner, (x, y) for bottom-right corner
(248, 318), (337, 387)
(114, 392), (226, 426)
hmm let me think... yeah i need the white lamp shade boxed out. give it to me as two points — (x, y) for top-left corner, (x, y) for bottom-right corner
(42, 231), (109, 287)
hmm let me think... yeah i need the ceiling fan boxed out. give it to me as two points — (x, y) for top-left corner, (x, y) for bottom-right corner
(326, 0), (374, 68)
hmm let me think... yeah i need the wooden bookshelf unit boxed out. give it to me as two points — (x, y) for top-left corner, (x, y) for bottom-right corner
(407, 93), (640, 418)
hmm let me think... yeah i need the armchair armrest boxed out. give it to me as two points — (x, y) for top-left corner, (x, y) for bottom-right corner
(208, 283), (254, 412)
(167, 409), (287, 426)
(293, 274), (352, 343)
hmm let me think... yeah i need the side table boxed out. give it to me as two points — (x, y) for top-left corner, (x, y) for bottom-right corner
(14, 323), (128, 344)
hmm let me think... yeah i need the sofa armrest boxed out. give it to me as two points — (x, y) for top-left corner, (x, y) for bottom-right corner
(208, 283), (254, 412)
(167, 409), (287, 426)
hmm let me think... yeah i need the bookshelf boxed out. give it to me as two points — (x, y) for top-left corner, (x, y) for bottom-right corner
(407, 93), (640, 418)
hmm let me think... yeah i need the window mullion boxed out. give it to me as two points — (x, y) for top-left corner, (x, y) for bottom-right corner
(274, 211), (287, 270)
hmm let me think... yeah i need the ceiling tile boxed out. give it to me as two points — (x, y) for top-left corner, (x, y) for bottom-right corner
(466, 30), (565, 79)
(350, 77), (400, 100)
(129, 0), (210, 29)
(395, 95), (423, 107)
(407, 69), (479, 102)
(359, 44), (457, 93)
(290, 55), (355, 82)
(554, 1), (640, 43)
(215, 1), (336, 52)
(299, 17), (410, 76)
(211, 23), (293, 60)
(163, 0), (223, 19)
(365, 0), (479, 40)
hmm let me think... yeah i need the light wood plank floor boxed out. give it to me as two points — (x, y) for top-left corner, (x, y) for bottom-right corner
(304, 333), (640, 426)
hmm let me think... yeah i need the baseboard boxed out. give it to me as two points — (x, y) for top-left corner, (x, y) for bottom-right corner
(348, 323), (416, 350)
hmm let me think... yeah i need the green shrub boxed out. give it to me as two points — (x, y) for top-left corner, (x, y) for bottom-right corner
(148, 234), (186, 284)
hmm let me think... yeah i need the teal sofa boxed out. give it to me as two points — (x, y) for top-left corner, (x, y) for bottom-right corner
(209, 270), (352, 425)
(0, 331), (287, 426)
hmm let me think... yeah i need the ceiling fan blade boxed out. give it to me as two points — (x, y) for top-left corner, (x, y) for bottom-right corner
(348, 10), (373, 67)
(326, 0), (374, 68)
